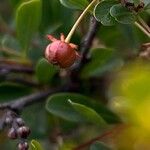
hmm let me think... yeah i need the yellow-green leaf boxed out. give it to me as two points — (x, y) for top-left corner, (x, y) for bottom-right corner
(30, 140), (44, 150)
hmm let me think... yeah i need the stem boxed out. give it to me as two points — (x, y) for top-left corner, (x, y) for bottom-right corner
(135, 21), (150, 38)
(73, 17), (99, 72)
(137, 16), (150, 33)
(65, 0), (98, 43)
(0, 89), (56, 110)
(73, 130), (113, 150)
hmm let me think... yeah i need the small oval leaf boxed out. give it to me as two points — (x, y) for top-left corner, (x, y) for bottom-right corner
(110, 4), (136, 24)
(94, 0), (117, 26)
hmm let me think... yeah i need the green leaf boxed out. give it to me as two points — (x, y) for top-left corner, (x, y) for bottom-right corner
(35, 58), (58, 84)
(10, 0), (21, 8)
(16, 0), (42, 52)
(46, 93), (120, 123)
(59, 0), (89, 10)
(94, 0), (117, 26)
(80, 48), (117, 78)
(30, 140), (43, 150)
(68, 100), (106, 125)
(110, 4), (136, 24)
(46, 93), (87, 122)
(0, 82), (32, 102)
(90, 142), (111, 150)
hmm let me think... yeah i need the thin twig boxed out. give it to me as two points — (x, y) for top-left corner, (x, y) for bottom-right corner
(135, 21), (150, 38)
(5, 77), (39, 87)
(137, 16), (150, 33)
(0, 64), (34, 74)
(73, 130), (113, 150)
(73, 124), (125, 150)
(0, 87), (63, 111)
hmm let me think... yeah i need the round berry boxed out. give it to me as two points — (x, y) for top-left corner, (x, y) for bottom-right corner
(5, 117), (13, 125)
(17, 126), (30, 138)
(8, 128), (17, 139)
(18, 142), (29, 150)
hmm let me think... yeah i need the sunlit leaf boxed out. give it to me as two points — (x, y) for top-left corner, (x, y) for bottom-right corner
(30, 140), (43, 150)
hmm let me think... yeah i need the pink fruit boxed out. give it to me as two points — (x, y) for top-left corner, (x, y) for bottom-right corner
(45, 34), (80, 68)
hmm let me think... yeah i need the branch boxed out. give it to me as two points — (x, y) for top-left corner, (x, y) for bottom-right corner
(75, 16), (100, 71)
(73, 130), (113, 150)
(0, 87), (62, 111)
(70, 16), (100, 83)
(5, 77), (39, 87)
(135, 22), (150, 38)
(0, 64), (34, 74)
(137, 17), (150, 34)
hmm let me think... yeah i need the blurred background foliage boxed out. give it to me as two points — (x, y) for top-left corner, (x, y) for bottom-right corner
(0, 0), (150, 149)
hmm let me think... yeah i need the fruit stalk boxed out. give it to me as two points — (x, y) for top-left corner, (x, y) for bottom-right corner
(65, 0), (98, 43)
